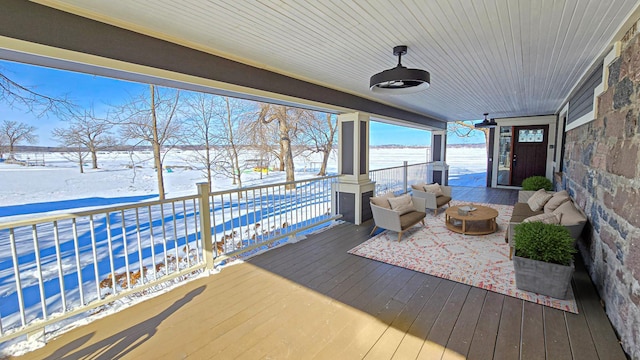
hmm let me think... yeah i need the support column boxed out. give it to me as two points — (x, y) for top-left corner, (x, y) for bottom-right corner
(335, 112), (375, 225)
(428, 130), (449, 185)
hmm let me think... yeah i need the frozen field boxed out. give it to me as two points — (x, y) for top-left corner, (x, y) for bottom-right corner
(0, 146), (485, 213)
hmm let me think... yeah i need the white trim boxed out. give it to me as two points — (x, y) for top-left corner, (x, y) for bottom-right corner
(565, 42), (621, 132)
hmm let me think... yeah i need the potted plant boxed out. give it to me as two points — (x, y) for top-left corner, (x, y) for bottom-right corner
(521, 175), (553, 191)
(512, 221), (576, 299)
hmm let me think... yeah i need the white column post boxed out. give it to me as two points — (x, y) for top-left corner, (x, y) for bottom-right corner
(336, 112), (375, 224)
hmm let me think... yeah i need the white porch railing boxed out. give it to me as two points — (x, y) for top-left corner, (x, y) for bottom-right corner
(369, 161), (431, 195)
(0, 175), (340, 344)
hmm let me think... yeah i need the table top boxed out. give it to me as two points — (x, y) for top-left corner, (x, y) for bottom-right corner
(445, 204), (498, 221)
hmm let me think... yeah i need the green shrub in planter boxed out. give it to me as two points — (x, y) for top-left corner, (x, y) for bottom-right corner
(514, 222), (576, 265)
(521, 176), (553, 191)
(513, 221), (577, 298)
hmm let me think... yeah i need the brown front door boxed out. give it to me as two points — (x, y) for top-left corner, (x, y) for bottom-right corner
(511, 125), (548, 186)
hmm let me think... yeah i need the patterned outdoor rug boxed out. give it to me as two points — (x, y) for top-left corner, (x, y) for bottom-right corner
(348, 201), (578, 313)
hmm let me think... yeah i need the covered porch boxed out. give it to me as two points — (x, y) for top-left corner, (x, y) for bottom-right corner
(1, 1), (639, 358)
(15, 188), (625, 359)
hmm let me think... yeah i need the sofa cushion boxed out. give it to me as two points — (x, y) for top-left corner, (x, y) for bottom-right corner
(553, 201), (587, 226)
(436, 195), (452, 207)
(423, 183), (444, 196)
(523, 212), (561, 224)
(512, 202), (543, 221)
(411, 182), (427, 191)
(399, 211), (426, 230)
(544, 192), (570, 213)
(388, 194), (414, 215)
(527, 189), (553, 211)
(370, 192), (395, 209)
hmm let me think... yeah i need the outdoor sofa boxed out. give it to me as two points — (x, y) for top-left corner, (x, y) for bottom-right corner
(506, 189), (587, 259)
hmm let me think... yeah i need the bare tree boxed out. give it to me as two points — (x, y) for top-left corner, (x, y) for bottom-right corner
(245, 113), (277, 180)
(0, 69), (76, 117)
(116, 84), (183, 199)
(52, 108), (116, 170)
(257, 104), (307, 188)
(210, 97), (253, 189)
(0, 120), (38, 160)
(449, 121), (490, 143)
(182, 93), (218, 187)
(298, 112), (337, 176)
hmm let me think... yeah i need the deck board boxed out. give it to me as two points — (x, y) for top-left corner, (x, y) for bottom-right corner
(467, 291), (505, 360)
(12, 186), (626, 360)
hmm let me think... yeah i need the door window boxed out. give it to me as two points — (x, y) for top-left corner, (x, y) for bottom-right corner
(498, 126), (512, 186)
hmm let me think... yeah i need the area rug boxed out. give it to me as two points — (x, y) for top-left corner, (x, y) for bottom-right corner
(349, 201), (578, 313)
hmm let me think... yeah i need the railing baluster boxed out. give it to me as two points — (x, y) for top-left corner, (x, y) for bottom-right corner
(72, 219), (85, 306)
(159, 204), (168, 274)
(263, 187), (269, 239)
(105, 213), (117, 295)
(212, 194), (219, 256)
(120, 210), (131, 290)
(31, 225), (47, 320)
(182, 200), (190, 267)
(192, 198), (201, 263)
(89, 215), (101, 299)
(171, 202), (179, 272)
(148, 205), (158, 281)
(228, 193), (235, 250)
(135, 208), (145, 286)
(9, 229), (26, 327)
(220, 194), (227, 254)
(52, 221), (67, 312)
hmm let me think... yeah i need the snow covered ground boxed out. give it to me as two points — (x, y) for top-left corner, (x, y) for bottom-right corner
(0, 145), (486, 355)
(1, 146), (486, 213)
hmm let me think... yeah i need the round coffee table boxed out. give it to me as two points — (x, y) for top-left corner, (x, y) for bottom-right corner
(445, 205), (499, 235)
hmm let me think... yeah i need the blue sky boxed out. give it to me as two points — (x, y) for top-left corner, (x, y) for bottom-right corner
(1, 60), (486, 146)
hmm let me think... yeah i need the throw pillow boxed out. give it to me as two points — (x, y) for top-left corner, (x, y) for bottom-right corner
(523, 212), (561, 224)
(370, 192), (395, 209)
(387, 194), (414, 215)
(411, 182), (427, 191)
(544, 193), (570, 213)
(553, 201), (587, 226)
(423, 183), (444, 197)
(527, 188), (553, 212)
(553, 190), (569, 197)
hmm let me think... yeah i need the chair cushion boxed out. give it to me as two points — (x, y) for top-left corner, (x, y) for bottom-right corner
(423, 183), (444, 196)
(553, 201), (587, 226)
(370, 192), (395, 209)
(523, 212), (561, 224)
(544, 192), (570, 213)
(436, 195), (452, 207)
(388, 194), (414, 215)
(399, 211), (426, 230)
(527, 189), (553, 211)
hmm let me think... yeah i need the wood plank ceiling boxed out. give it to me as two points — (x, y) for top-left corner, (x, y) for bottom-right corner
(36, 0), (640, 122)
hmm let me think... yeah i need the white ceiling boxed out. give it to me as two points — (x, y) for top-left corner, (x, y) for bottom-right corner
(38, 0), (640, 122)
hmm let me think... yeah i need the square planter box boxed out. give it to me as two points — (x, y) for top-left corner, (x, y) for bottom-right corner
(513, 256), (574, 299)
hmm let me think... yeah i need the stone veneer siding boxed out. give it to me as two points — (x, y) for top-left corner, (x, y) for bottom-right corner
(563, 30), (640, 359)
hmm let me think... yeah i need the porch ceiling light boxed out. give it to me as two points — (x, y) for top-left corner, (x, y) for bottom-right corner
(370, 45), (430, 94)
(474, 113), (498, 128)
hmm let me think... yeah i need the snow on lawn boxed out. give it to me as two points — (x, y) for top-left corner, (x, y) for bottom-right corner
(0, 146), (485, 355)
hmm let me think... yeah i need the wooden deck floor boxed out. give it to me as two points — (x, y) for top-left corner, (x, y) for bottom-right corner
(13, 187), (626, 359)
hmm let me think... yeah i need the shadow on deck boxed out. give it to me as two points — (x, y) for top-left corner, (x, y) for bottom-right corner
(13, 187), (626, 359)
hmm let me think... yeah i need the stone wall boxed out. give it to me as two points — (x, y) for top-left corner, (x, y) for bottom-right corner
(563, 28), (640, 359)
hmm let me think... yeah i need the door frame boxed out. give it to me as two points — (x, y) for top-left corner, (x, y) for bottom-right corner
(490, 115), (557, 188)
